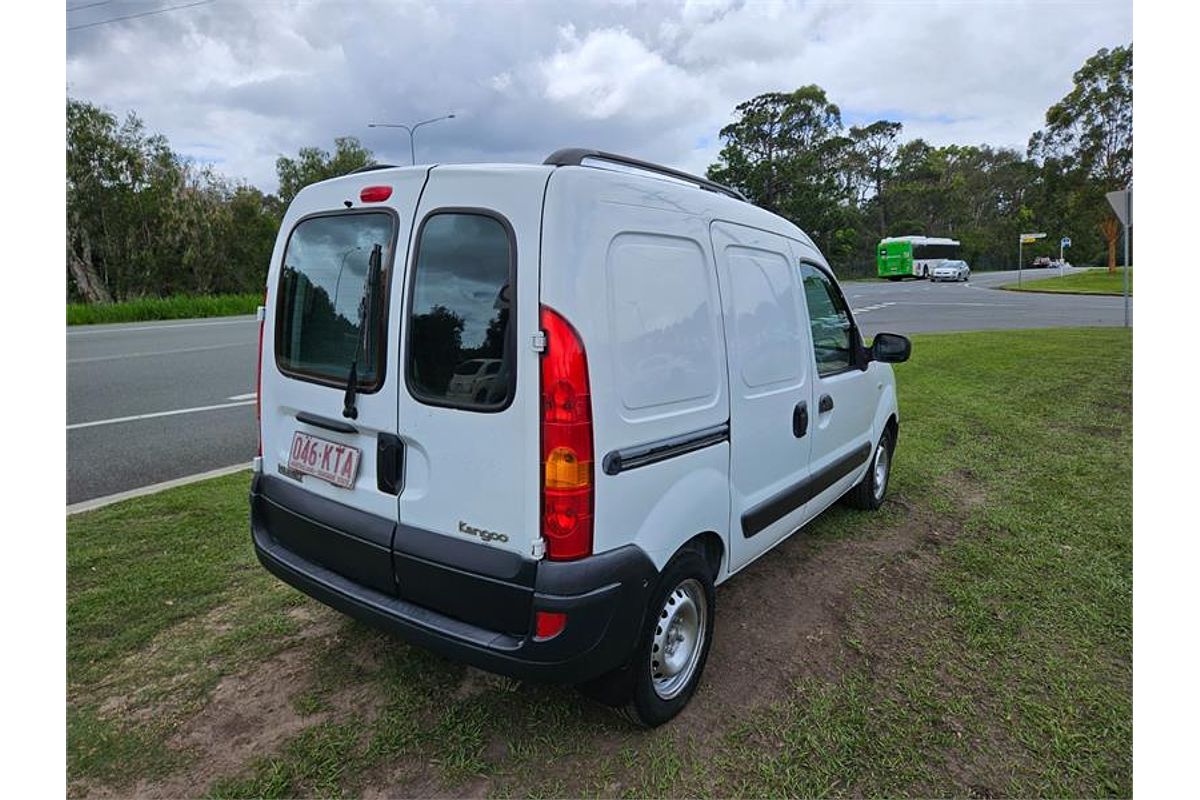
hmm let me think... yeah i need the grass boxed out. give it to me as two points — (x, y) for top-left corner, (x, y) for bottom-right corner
(1000, 267), (1132, 295)
(67, 327), (1131, 798)
(67, 293), (261, 325)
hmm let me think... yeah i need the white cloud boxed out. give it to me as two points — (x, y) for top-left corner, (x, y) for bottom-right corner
(539, 25), (704, 120)
(66, 0), (1132, 192)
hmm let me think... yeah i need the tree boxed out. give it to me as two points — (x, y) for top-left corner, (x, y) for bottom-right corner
(707, 86), (847, 246)
(1029, 45), (1132, 270)
(275, 137), (375, 207)
(843, 120), (903, 237)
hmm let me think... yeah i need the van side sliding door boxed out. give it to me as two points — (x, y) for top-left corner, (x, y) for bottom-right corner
(710, 221), (815, 573)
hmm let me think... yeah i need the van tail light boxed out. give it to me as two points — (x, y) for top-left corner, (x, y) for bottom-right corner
(540, 306), (593, 561)
(534, 611), (567, 640)
(256, 294), (265, 457)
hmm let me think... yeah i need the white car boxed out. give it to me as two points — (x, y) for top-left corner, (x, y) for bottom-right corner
(930, 259), (971, 282)
(252, 148), (909, 727)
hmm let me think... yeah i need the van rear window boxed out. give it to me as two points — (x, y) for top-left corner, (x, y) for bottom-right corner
(406, 212), (515, 410)
(275, 212), (395, 390)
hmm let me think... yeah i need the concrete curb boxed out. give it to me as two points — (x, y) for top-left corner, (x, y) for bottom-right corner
(67, 462), (251, 515)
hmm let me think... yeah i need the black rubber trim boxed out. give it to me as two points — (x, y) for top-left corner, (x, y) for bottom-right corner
(393, 522), (536, 584)
(601, 422), (729, 476)
(543, 148), (747, 202)
(742, 442), (873, 538)
(254, 474), (397, 594)
(350, 163), (399, 174)
(296, 411), (358, 434)
(251, 472), (659, 684)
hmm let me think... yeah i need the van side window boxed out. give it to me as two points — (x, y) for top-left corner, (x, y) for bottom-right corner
(407, 212), (515, 410)
(799, 263), (854, 376)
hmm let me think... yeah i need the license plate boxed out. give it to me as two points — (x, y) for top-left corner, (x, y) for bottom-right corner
(288, 431), (361, 488)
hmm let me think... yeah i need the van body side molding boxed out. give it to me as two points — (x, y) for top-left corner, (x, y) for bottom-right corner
(741, 442), (873, 538)
(602, 423), (730, 476)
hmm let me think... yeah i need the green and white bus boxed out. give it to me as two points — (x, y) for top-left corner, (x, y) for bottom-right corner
(877, 236), (961, 280)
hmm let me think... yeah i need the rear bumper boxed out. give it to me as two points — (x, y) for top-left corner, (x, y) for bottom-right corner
(250, 474), (656, 684)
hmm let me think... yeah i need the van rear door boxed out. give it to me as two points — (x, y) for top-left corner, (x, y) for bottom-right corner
(260, 169), (427, 594)
(395, 166), (550, 573)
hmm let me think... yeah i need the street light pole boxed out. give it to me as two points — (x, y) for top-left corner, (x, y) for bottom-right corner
(367, 114), (457, 165)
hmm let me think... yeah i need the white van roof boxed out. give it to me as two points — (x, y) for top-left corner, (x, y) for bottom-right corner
(297, 149), (818, 254)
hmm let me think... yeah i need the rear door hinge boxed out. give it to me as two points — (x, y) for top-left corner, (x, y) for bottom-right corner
(530, 330), (547, 353)
(531, 537), (546, 559)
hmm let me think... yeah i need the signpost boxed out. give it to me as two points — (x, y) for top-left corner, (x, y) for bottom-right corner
(1106, 188), (1131, 327)
(1018, 232), (1047, 288)
(1059, 236), (1071, 275)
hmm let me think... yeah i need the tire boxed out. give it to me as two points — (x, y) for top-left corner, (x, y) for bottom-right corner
(887, 276), (901, 282)
(579, 547), (715, 727)
(844, 428), (894, 510)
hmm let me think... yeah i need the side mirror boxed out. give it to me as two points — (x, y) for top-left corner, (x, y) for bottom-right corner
(871, 332), (911, 363)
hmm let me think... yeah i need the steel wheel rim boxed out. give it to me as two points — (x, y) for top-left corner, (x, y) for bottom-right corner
(872, 441), (890, 501)
(650, 578), (707, 700)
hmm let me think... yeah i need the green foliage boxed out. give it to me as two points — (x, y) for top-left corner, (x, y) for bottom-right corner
(1001, 267), (1131, 296)
(66, 293), (261, 325)
(1028, 45), (1133, 267)
(707, 86), (850, 251)
(708, 45), (1131, 276)
(66, 330), (1130, 798)
(66, 97), (376, 307)
(275, 136), (374, 207)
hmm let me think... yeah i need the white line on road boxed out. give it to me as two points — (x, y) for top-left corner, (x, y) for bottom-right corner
(67, 399), (255, 431)
(227, 392), (257, 401)
(68, 342), (254, 364)
(67, 318), (256, 336)
(66, 462), (252, 515)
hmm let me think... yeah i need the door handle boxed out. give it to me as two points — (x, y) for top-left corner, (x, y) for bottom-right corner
(376, 433), (404, 495)
(818, 394), (834, 413)
(792, 401), (808, 438)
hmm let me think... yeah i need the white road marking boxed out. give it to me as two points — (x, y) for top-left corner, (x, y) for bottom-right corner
(68, 342), (254, 364)
(851, 301), (897, 314)
(66, 462), (252, 515)
(67, 318), (256, 336)
(227, 392), (257, 401)
(67, 399), (255, 431)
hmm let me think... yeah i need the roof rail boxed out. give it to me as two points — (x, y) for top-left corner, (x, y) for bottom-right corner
(543, 148), (747, 202)
(349, 163), (399, 174)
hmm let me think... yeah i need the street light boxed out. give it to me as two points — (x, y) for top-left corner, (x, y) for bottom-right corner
(367, 114), (457, 165)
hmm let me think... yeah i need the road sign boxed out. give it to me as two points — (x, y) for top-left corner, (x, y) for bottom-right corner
(1020, 232), (1047, 244)
(1106, 189), (1131, 227)
(1061, 237), (1071, 248)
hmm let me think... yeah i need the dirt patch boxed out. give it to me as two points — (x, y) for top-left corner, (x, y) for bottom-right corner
(94, 605), (366, 799)
(672, 494), (944, 738)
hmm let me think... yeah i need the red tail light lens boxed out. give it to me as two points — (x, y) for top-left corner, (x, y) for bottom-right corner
(359, 185), (392, 203)
(540, 306), (593, 561)
(534, 611), (567, 640)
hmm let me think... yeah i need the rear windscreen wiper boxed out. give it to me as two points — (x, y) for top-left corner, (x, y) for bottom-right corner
(342, 243), (382, 420)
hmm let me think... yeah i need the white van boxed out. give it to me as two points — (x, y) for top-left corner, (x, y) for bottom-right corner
(252, 149), (911, 726)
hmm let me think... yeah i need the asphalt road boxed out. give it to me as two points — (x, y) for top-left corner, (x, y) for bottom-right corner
(66, 267), (1128, 505)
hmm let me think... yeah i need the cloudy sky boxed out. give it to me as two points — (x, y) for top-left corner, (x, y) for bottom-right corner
(66, 0), (1131, 192)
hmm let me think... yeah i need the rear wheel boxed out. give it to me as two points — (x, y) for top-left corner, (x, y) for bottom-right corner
(844, 428), (894, 510)
(579, 547), (715, 727)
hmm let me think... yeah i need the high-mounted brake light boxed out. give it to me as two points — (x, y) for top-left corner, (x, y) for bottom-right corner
(540, 306), (593, 561)
(359, 185), (392, 203)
